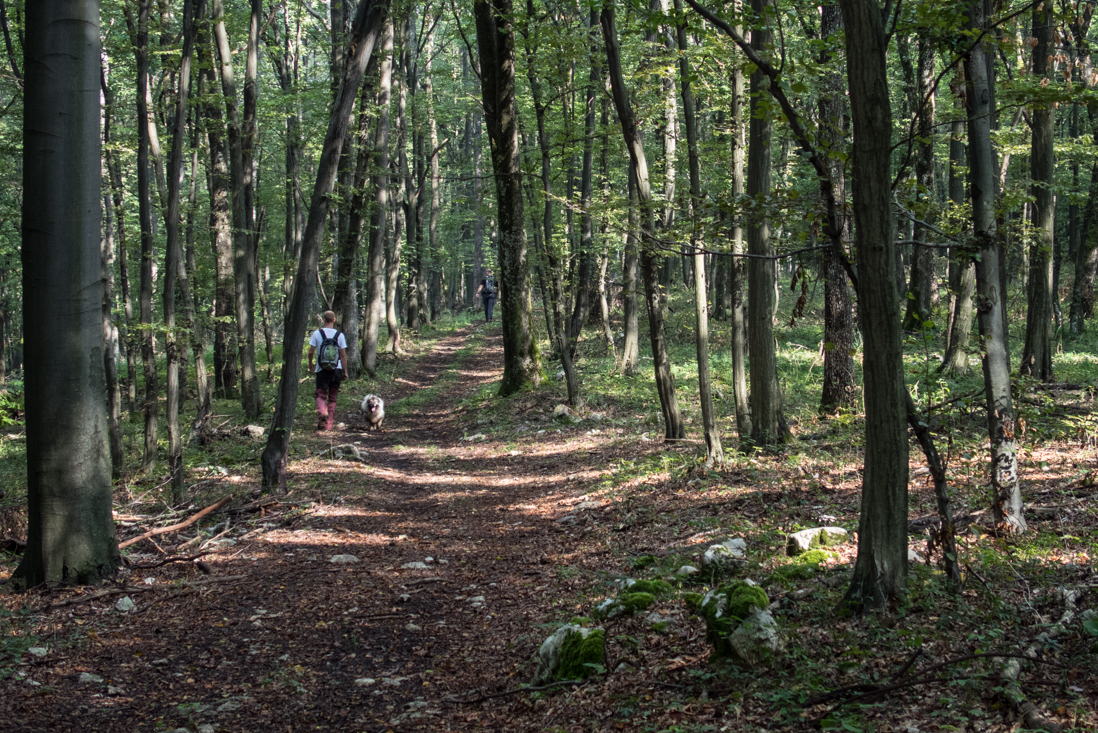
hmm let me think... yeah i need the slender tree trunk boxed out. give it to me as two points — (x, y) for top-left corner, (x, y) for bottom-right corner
(364, 21), (394, 376)
(965, 0), (1026, 534)
(620, 166), (640, 374)
(475, 0), (541, 396)
(942, 67), (975, 373)
(212, 0), (261, 419)
(902, 39), (937, 332)
(260, 0), (390, 490)
(819, 1), (856, 414)
(163, 0), (201, 501)
(16, 0), (120, 588)
(136, 0), (158, 474)
(602, 4), (684, 440)
(839, 0), (910, 611)
(676, 0), (722, 465)
(101, 196), (124, 479)
(728, 29), (750, 437)
(746, 0), (786, 447)
(1020, 3), (1055, 381)
(1070, 115), (1098, 333)
(197, 19), (239, 399)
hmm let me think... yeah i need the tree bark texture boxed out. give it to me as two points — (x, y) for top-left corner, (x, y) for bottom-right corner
(839, 0), (910, 611)
(964, 0), (1026, 534)
(1020, 3), (1055, 382)
(261, 0), (390, 490)
(476, 0), (541, 396)
(364, 21), (394, 376)
(602, 4), (684, 440)
(16, 0), (120, 588)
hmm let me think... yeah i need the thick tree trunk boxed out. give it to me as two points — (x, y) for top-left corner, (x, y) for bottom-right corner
(261, 0), (390, 490)
(16, 0), (120, 588)
(476, 0), (541, 396)
(602, 5), (683, 440)
(1020, 3), (1055, 381)
(965, 0), (1026, 534)
(839, 0), (910, 611)
(746, 0), (785, 448)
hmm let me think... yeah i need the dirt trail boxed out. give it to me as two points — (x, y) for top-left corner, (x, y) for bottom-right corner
(3, 324), (642, 733)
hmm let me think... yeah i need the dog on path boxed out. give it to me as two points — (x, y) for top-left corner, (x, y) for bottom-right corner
(360, 394), (385, 432)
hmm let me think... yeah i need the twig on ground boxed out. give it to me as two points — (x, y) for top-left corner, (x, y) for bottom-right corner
(119, 497), (232, 549)
(443, 678), (589, 704)
(126, 553), (210, 569)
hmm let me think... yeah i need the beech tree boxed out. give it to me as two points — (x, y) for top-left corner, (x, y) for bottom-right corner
(16, 0), (120, 588)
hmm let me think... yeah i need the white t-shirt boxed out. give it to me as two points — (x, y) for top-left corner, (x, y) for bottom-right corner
(310, 327), (348, 373)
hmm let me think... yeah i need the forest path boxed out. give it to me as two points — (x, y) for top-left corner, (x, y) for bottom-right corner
(4, 322), (644, 733)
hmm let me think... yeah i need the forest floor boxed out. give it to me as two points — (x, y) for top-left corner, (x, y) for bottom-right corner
(0, 321), (1096, 733)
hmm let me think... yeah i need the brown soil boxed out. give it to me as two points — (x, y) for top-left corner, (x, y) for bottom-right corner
(0, 324), (685, 732)
(1, 324), (1094, 732)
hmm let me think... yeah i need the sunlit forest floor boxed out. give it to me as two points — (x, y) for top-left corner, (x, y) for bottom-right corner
(0, 281), (1094, 732)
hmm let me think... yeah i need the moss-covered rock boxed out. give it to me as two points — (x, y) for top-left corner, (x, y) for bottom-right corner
(533, 625), (605, 685)
(768, 564), (817, 584)
(699, 582), (771, 662)
(619, 592), (655, 613)
(682, 592), (704, 611)
(796, 549), (830, 565)
(555, 627), (605, 680)
(786, 527), (848, 556)
(631, 555), (657, 570)
(622, 578), (672, 596)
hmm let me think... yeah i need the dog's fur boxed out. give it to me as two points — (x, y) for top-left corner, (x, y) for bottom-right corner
(360, 394), (385, 431)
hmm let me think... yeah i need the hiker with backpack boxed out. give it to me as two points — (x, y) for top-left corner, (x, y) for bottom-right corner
(475, 268), (498, 323)
(307, 310), (349, 431)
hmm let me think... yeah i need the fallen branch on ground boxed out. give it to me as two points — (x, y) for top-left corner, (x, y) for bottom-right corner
(119, 497), (232, 549)
(125, 553), (209, 569)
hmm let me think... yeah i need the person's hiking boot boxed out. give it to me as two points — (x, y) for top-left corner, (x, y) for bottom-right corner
(317, 415), (327, 432)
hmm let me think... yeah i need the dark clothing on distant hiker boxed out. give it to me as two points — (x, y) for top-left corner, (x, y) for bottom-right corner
(476, 274), (498, 322)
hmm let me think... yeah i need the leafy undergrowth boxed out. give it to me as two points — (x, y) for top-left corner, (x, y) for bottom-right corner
(0, 309), (1093, 732)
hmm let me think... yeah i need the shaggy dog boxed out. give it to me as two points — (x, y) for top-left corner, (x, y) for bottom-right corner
(360, 394), (385, 432)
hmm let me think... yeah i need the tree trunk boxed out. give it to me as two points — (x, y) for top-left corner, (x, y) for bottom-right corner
(212, 0), (261, 419)
(818, 1), (856, 414)
(364, 20), (394, 376)
(965, 0), (1026, 534)
(475, 0), (541, 396)
(1020, 3), (1055, 382)
(620, 167), (641, 374)
(602, 4), (684, 440)
(15, 0), (120, 588)
(163, 0), (202, 502)
(261, 0), (390, 490)
(101, 195), (125, 479)
(136, 0), (158, 474)
(839, 0), (910, 611)
(746, 0), (786, 448)
(333, 57), (379, 379)
(676, 0), (722, 465)
(728, 30), (750, 438)
(942, 66), (975, 374)
(197, 19), (239, 400)
(902, 39), (936, 332)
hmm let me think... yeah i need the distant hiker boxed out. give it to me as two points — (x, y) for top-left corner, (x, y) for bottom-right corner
(308, 310), (349, 431)
(475, 268), (498, 323)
